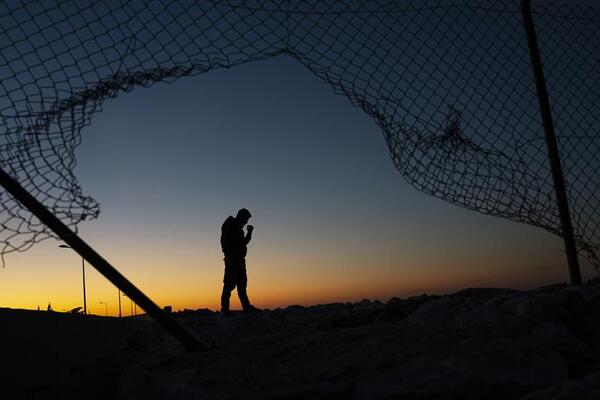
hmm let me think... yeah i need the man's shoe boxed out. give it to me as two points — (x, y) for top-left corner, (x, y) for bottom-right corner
(221, 309), (232, 318)
(243, 305), (261, 313)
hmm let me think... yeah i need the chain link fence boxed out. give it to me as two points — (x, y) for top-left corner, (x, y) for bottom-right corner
(0, 0), (598, 271)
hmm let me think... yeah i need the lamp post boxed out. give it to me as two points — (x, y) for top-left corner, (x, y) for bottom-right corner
(99, 301), (108, 317)
(118, 289), (122, 318)
(122, 292), (134, 317)
(59, 244), (87, 315)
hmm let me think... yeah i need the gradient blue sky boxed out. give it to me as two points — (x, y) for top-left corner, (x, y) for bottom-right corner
(0, 1), (598, 315)
(2, 55), (595, 315)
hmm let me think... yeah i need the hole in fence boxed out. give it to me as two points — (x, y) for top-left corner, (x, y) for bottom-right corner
(1, 56), (575, 314)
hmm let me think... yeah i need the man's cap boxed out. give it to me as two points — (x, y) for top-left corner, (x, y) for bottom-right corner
(237, 208), (252, 218)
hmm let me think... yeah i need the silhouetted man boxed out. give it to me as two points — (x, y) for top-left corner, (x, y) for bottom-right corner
(220, 208), (259, 315)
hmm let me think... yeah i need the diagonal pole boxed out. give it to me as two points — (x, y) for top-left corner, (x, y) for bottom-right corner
(521, 0), (582, 285)
(0, 166), (202, 351)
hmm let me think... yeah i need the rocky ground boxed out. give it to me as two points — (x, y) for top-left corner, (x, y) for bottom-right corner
(114, 282), (600, 399)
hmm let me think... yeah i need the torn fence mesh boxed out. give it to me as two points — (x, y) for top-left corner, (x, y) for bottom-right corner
(0, 0), (598, 269)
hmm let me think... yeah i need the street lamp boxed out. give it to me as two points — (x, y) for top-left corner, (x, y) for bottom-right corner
(118, 289), (122, 318)
(122, 292), (134, 317)
(99, 301), (108, 317)
(59, 244), (86, 315)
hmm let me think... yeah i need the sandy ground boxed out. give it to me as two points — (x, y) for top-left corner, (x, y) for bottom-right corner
(2, 281), (600, 399)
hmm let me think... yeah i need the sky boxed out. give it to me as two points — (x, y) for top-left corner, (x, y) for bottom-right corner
(0, 1), (598, 316)
(1, 54), (595, 316)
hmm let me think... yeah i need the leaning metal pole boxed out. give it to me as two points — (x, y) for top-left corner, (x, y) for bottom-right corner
(521, 0), (582, 285)
(0, 166), (202, 350)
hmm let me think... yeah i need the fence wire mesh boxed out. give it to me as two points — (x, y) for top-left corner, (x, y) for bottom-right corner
(0, 0), (598, 270)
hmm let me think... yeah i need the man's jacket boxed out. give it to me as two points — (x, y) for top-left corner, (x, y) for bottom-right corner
(220, 216), (250, 258)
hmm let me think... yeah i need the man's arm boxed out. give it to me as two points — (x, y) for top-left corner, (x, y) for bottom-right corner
(244, 225), (253, 244)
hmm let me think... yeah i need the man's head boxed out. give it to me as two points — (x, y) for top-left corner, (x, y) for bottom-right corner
(236, 208), (252, 225)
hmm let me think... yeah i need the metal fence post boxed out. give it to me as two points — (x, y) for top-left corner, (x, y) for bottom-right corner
(0, 166), (202, 351)
(521, 0), (582, 285)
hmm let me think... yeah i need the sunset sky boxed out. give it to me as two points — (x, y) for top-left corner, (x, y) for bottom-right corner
(1, 54), (595, 316)
(1, 0), (598, 316)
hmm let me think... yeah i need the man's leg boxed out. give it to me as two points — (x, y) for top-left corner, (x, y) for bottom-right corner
(221, 282), (235, 313)
(237, 263), (258, 312)
(237, 282), (252, 311)
(221, 256), (237, 313)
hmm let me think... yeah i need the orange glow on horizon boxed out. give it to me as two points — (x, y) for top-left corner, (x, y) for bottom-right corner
(1, 239), (572, 317)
